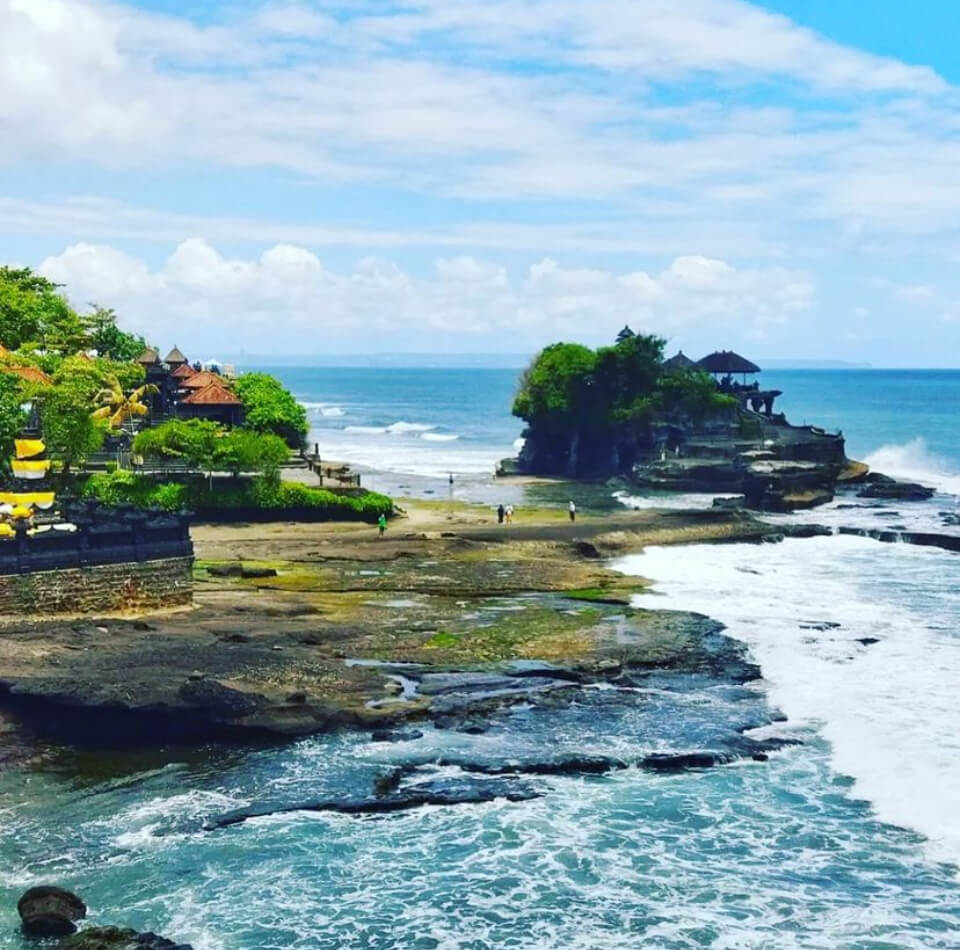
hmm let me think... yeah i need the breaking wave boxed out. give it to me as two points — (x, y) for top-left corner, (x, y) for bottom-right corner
(863, 437), (960, 496)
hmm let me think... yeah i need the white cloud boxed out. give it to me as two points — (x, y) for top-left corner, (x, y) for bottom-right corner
(36, 239), (813, 353)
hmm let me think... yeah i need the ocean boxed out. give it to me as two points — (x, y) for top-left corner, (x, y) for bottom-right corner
(0, 367), (958, 949)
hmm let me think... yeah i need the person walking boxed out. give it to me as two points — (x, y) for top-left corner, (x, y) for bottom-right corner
(505, 504), (514, 525)
(377, 513), (387, 539)
(569, 500), (576, 523)
(497, 503), (505, 524)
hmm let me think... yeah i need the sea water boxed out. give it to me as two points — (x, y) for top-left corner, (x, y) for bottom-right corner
(1, 367), (959, 948)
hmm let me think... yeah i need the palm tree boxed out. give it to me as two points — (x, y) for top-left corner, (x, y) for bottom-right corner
(91, 375), (158, 431)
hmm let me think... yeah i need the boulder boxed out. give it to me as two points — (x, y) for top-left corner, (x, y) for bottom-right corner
(57, 926), (194, 949)
(18, 885), (86, 937)
(857, 477), (935, 501)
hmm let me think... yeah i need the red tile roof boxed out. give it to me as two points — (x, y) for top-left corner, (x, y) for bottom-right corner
(171, 362), (197, 379)
(2, 365), (53, 385)
(181, 370), (225, 390)
(180, 381), (242, 405)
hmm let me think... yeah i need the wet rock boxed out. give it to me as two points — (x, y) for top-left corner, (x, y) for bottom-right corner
(57, 926), (194, 949)
(858, 474), (935, 501)
(177, 679), (264, 718)
(456, 721), (488, 735)
(857, 637), (880, 646)
(442, 754), (628, 776)
(641, 751), (733, 771)
(780, 523), (832, 539)
(18, 885), (86, 937)
(712, 495), (746, 510)
(205, 775), (542, 830)
(240, 567), (278, 579)
(285, 691), (308, 705)
(572, 540), (602, 560)
(370, 728), (424, 743)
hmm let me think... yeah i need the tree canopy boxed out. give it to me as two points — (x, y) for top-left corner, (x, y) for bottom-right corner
(234, 372), (308, 448)
(133, 419), (289, 478)
(513, 332), (734, 434)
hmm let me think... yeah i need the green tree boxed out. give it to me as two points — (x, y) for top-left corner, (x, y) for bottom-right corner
(84, 305), (148, 362)
(0, 267), (90, 355)
(512, 343), (598, 432)
(0, 373), (26, 476)
(41, 373), (107, 476)
(133, 419), (222, 473)
(214, 429), (289, 479)
(234, 372), (308, 447)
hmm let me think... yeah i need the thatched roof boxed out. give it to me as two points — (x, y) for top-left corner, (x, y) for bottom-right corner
(137, 347), (161, 365)
(181, 381), (242, 406)
(164, 346), (188, 365)
(697, 350), (761, 374)
(663, 350), (697, 372)
(181, 370), (225, 390)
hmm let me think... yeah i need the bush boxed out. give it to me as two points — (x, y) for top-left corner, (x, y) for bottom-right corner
(81, 470), (393, 522)
(234, 372), (308, 448)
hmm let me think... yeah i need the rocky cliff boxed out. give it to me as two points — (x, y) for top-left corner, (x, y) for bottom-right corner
(506, 408), (851, 512)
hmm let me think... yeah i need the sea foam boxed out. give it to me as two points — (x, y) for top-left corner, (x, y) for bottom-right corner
(617, 535), (960, 868)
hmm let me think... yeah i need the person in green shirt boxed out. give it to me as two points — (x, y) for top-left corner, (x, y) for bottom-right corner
(377, 513), (387, 538)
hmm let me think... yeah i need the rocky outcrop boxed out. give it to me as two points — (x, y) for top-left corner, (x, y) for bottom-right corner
(57, 927), (194, 950)
(856, 473), (936, 501)
(205, 774), (543, 830)
(18, 886), (87, 937)
(631, 416), (848, 511)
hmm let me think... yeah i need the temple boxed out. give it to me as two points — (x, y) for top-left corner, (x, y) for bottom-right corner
(664, 349), (783, 417)
(136, 346), (244, 426)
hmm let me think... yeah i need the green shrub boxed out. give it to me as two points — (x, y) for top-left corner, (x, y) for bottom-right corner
(104, 461), (118, 473)
(82, 470), (392, 522)
(234, 372), (308, 448)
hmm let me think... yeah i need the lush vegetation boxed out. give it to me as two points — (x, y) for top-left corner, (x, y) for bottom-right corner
(0, 266), (317, 518)
(132, 419), (289, 477)
(234, 372), (309, 448)
(513, 330), (737, 474)
(0, 268), (145, 362)
(82, 469), (393, 522)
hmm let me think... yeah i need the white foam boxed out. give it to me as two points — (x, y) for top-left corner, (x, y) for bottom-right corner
(864, 437), (960, 497)
(615, 535), (960, 867)
(614, 490), (739, 511)
(421, 432), (459, 442)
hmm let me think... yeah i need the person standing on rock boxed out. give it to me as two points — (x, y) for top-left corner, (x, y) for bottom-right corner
(377, 513), (387, 539)
(569, 500), (576, 523)
(505, 504), (514, 525)
(497, 503), (505, 524)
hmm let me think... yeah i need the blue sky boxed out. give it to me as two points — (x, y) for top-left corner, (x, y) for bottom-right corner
(1, 0), (959, 365)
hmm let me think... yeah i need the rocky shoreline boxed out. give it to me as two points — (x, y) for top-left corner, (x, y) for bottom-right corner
(0, 506), (787, 748)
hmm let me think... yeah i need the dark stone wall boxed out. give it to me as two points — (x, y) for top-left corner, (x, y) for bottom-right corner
(0, 556), (193, 615)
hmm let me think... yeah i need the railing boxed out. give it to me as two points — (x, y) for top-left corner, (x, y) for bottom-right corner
(0, 503), (193, 576)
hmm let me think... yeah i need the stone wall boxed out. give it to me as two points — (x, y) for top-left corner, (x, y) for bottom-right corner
(0, 557), (193, 616)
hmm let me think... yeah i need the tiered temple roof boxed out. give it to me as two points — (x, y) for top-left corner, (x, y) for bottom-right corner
(171, 362), (197, 380)
(137, 347), (161, 365)
(180, 381), (242, 406)
(181, 370), (225, 390)
(164, 346), (188, 366)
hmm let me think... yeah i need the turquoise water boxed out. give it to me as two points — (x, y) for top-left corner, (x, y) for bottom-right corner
(1, 367), (959, 948)
(263, 366), (960, 490)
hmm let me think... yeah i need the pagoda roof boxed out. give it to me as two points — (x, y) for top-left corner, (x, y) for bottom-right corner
(698, 350), (761, 374)
(181, 381), (242, 406)
(137, 347), (161, 365)
(171, 362), (197, 380)
(181, 370), (226, 389)
(164, 346), (188, 365)
(663, 350), (697, 371)
(2, 365), (53, 386)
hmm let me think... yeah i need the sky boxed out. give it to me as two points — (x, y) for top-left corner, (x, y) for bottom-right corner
(2, 0), (959, 365)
